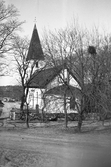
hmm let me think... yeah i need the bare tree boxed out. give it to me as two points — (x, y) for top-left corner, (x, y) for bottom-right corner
(12, 36), (29, 103)
(0, 1), (23, 76)
(43, 22), (111, 131)
(42, 23), (88, 130)
(87, 32), (111, 125)
(12, 36), (47, 128)
(12, 36), (35, 127)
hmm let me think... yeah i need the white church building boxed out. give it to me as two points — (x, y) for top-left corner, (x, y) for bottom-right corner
(26, 24), (81, 113)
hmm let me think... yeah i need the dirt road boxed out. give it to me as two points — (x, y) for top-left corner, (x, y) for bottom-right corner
(0, 125), (111, 167)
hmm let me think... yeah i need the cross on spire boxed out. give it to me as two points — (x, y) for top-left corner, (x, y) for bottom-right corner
(34, 17), (37, 24)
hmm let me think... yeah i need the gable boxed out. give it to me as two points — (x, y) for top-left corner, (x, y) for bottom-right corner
(28, 64), (81, 89)
(28, 66), (63, 88)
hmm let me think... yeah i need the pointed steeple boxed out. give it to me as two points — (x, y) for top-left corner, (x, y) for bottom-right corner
(26, 24), (44, 61)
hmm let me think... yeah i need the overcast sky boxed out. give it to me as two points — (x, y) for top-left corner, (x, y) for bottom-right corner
(6, 0), (111, 36)
(1, 0), (111, 85)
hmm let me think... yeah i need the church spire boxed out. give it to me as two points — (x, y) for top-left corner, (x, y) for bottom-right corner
(26, 24), (44, 61)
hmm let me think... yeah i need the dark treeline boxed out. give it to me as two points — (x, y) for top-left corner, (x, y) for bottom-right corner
(0, 86), (22, 101)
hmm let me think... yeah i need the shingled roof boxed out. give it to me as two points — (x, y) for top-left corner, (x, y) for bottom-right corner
(28, 66), (63, 88)
(26, 24), (44, 61)
(45, 84), (81, 97)
(27, 63), (83, 89)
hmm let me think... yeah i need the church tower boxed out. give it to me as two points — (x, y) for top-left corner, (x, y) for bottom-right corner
(26, 24), (44, 67)
(26, 24), (45, 110)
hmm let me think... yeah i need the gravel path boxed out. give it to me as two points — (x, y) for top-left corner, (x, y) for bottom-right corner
(0, 122), (111, 167)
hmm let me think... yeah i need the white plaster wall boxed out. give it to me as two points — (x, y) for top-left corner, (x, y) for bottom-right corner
(27, 88), (43, 110)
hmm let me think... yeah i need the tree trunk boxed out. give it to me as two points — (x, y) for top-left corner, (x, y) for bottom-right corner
(26, 104), (29, 128)
(20, 95), (24, 110)
(78, 113), (82, 132)
(20, 86), (26, 111)
(101, 114), (105, 126)
(77, 98), (84, 132)
(64, 93), (68, 128)
(41, 96), (46, 122)
(41, 108), (44, 122)
(20, 94), (26, 120)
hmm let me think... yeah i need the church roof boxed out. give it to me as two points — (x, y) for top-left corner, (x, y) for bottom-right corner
(26, 24), (44, 61)
(28, 65), (63, 88)
(44, 84), (81, 97)
(27, 63), (82, 89)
